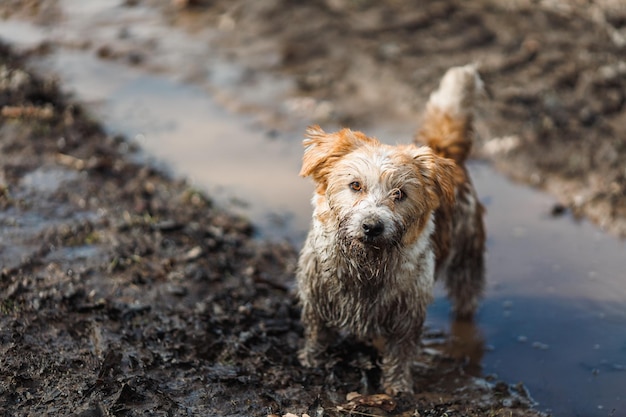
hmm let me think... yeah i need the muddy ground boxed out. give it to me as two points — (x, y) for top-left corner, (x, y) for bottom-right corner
(1, 0), (626, 416)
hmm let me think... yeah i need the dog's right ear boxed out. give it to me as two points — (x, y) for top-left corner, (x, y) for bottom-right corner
(300, 125), (376, 189)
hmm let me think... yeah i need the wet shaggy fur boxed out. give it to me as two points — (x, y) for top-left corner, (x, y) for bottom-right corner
(296, 65), (486, 395)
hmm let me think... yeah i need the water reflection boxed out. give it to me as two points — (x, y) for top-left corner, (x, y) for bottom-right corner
(446, 319), (486, 377)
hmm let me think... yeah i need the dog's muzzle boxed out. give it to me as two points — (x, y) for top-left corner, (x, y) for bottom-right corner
(362, 218), (385, 238)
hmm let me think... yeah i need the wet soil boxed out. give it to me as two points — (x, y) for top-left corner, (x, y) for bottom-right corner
(0, 43), (544, 416)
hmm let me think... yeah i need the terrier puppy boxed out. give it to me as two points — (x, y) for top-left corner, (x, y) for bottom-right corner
(296, 65), (486, 395)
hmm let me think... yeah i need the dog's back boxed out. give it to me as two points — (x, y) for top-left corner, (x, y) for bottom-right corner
(416, 65), (486, 319)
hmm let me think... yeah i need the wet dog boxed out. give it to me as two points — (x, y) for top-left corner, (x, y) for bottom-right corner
(296, 65), (486, 395)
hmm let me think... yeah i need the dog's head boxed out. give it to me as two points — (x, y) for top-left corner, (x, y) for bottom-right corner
(300, 125), (456, 252)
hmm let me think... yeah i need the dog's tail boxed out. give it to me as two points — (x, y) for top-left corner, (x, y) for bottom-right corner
(416, 64), (484, 165)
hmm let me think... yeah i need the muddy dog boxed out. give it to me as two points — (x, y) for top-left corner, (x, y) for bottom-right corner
(296, 65), (486, 395)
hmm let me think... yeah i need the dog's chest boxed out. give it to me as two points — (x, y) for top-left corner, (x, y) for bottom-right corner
(299, 220), (435, 336)
(316, 274), (396, 337)
(312, 252), (429, 337)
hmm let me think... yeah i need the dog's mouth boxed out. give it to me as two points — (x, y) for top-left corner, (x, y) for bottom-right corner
(340, 234), (385, 254)
(349, 231), (401, 257)
(359, 234), (385, 247)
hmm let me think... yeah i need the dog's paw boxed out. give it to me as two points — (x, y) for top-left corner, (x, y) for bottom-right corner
(380, 359), (415, 396)
(382, 380), (414, 397)
(298, 348), (322, 368)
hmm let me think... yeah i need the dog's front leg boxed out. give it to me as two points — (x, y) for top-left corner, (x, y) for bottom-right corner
(298, 304), (334, 367)
(379, 337), (418, 395)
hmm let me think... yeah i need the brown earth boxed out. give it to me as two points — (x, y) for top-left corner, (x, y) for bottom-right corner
(2, 0), (626, 416)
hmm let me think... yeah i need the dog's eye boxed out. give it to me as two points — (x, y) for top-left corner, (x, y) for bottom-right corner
(349, 181), (362, 192)
(392, 188), (406, 201)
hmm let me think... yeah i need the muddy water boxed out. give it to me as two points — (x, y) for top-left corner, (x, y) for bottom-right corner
(2, 5), (626, 416)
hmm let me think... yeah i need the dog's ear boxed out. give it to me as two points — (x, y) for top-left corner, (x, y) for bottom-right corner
(300, 125), (377, 188)
(410, 147), (457, 208)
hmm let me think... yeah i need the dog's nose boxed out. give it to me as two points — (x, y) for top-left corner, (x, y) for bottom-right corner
(362, 220), (384, 237)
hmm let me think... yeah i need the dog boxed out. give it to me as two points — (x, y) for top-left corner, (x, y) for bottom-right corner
(296, 65), (486, 395)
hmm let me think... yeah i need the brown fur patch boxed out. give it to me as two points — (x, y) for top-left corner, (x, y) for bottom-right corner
(300, 125), (378, 195)
(416, 107), (473, 164)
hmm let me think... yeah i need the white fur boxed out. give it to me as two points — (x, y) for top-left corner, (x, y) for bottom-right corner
(427, 64), (483, 116)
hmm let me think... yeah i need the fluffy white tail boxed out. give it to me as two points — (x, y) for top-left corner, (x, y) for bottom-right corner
(416, 64), (484, 164)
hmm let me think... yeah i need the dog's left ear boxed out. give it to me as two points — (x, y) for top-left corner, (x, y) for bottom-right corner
(410, 147), (457, 208)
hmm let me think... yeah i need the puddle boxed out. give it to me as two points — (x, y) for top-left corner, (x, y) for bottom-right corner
(1, 4), (626, 416)
(30, 50), (310, 241)
(430, 163), (626, 416)
(1, 166), (101, 271)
